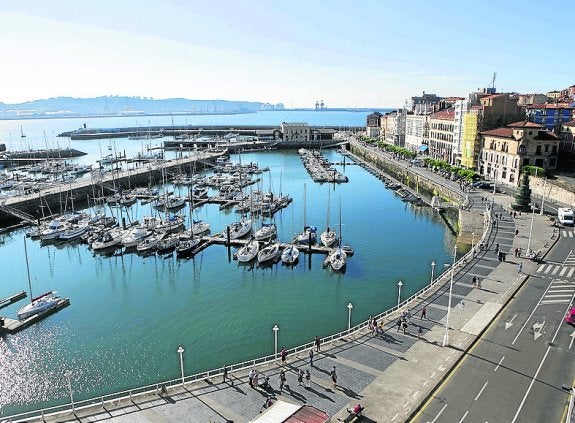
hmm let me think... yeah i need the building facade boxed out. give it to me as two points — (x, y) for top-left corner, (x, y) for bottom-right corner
(525, 104), (575, 133)
(428, 109), (455, 163)
(366, 112), (383, 138)
(560, 120), (575, 153)
(479, 121), (559, 186)
(380, 109), (407, 147)
(405, 113), (429, 154)
(280, 122), (310, 143)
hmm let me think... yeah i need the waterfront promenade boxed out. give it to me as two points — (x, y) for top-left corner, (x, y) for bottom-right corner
(11, 149), (558, 423)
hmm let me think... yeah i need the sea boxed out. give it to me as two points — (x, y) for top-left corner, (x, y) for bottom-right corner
(0, 110), (455, 416)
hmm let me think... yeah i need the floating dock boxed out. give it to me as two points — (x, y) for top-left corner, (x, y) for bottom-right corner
(0, 298), (70, 334)
(0, 291), (27, 310)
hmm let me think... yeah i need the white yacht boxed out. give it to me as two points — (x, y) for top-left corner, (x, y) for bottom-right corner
(236, 239), (259, 263)
(257, 242), (281, 264)
(281, 244), (300, 265)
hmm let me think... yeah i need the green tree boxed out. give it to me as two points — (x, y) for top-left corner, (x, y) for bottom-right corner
(512, 172), (531, 210)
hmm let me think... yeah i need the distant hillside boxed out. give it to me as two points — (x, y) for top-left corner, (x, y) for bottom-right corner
(0, 96), (284, 119)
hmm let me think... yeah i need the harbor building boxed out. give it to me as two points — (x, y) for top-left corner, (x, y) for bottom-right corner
(428, 108), (455, 163)
(366, 111), (383, 138)
(380, 109), (407, 147)
(405, 113), (430, 154)
(478, 121), (559, 186)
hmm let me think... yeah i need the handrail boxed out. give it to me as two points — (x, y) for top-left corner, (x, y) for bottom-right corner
(2, 147), (492, 423)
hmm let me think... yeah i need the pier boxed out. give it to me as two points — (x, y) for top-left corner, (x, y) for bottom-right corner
(0, 290), (27, 309)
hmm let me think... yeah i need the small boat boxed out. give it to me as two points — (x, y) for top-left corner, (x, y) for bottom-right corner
(155, 215), (185, 233)
(227, 218), (252, 240)
(122, 226), (152, 248)
(281, 244), (300, 265)
(156, 233), (179, 253)
(295, 225), (317, 245)
(136, 232), (164, 253)
(254, 222), (277, 241)
(176, 238), (201, 258)
(320, 227), (337, 247)
(257, 242), (281, 264)
(164, 195), (186, 210)
(326, 246), (347, 272)
(59, 223), (92, 241)
(39, 219), (70, 241)
(236, 239), (259, 263)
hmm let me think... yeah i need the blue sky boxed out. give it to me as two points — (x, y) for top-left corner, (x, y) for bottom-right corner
(0, 0), (573, 108)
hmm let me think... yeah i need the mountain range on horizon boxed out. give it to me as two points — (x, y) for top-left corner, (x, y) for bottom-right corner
(0, 96), (286, 119)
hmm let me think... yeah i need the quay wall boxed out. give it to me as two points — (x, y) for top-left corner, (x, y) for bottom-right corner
(348, 142), (477, 247)
(0, 152), (225, 226)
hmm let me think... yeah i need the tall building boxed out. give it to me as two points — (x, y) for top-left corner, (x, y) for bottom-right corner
(366, 112), (383, 138)
(525, 104), (575, 133)
(428, 109), (455, 162)
(405, 113), (429, 154)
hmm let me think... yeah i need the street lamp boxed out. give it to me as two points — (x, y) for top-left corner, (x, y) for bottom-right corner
(397, 280), (403, 307)
(177, 345), (185, 387)
(471, 232), (475, 251)
(430, 261), (436, 285)
(540, 177), (547, 215)
(527, 204), (536, 255)
(443, 245), (457, 347)
(347, 302), (353, 330)
(64, 370), (75, 412)
(272, 324), (279, 358)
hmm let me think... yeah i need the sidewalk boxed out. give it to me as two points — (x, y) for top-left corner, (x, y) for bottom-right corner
(25, 161), (558, 423)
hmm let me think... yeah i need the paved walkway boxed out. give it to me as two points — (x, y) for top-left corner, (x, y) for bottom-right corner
(29, 153), (559, 423)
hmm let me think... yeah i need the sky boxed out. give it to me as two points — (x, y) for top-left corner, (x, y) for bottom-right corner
(0, 0), (573, 108)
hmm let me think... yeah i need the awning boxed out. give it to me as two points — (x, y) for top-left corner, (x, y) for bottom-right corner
(419, 145), (429, 151)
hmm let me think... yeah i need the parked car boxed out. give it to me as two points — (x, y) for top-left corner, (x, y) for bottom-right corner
(565, 307), (575, 325)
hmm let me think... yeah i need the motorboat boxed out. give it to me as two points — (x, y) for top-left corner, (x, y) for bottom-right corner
(281, 244), (300, 265)
(236, 239), (259, 263)
(39, 219), (70, 241)
(122, 226), (152, 248)
(59, 222), (92, 241)
(254, 222), (277, 241)
(91, 229), (122, 251)
(257, 242), (281, 264)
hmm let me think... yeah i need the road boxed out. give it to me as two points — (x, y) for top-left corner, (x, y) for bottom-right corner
(412, 233), (575, 423)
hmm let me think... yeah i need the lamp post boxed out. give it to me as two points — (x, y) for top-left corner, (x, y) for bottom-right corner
(471, 231), (475, 251)
(527, 204), (536, 255)
(177, 345), (185, 387)
(397, 280), (403, 307)
(347, 302), (353, 330)
(272, 324), (279, 358)
(443, 245), (457, 347)
(430, 261), (436, 285)
(64, 370), (75, 412)
(540, 177), (547, 215)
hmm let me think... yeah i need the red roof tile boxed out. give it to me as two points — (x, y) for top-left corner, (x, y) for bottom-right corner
(507, 121), (543, 128)
(526, 103), (574, 109)
(564, 120), (575, 127)
(430, 109), (455, 120)
(481, 128), (514, 138)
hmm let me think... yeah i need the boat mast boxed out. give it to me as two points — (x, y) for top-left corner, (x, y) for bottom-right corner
(23, 237), (33, 301)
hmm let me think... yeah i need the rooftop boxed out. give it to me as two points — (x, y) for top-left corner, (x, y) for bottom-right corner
(430, 109), (455, 120)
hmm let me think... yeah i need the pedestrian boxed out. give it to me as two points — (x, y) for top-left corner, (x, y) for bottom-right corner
(495, 243), (499, 253)
(309, 347), (314, 366)
(406, 308), (412, 324)
(373, 317), (379, 335)
(417, 325), (423, 339)
(513, 211), (517, 218)
(421, 306), (427, 320)
(518, 262), (523, 273)
(396, 316), (402, 332)
(330, 366), (337, 389)
(477, 278), (482, 289)
(315, 336), (321, 352)
(249, 368), (256, 388)
(515, 229), (519, 236)
(260, 396), (274, 413)
(402, 320), (408, 335)
(280, 347), (287, 364)
(298, 369), (304, 386)
(305, 370), (311, 388)
(514, 247), (519, 257)
(472, 275), (477, 287)
(518, 247), (522, 257)
(279, 370), (286, 392)
(223, 365), (228, 383)
(253, 370), (259, 388)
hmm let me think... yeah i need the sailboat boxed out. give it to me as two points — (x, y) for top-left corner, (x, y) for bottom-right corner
(236, 238), (260, 263)
(17, 237), (62, 320)
(295, 183), (316, 245)
(326, 199), (347, 272)
(281, 206), (300, 265)
(320, 188), (337, 247)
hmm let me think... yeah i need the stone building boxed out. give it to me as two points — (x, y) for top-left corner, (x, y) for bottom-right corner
(479, 121), (559, 186)
(281, 122), (309, 143)
(366, 112), (383, 138)
(428, 109), (455, 162)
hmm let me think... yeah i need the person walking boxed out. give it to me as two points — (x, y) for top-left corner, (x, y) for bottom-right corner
(417, 325), (423, 339)
(406, 308), (412, 324)
(315, 336), (321, 352)
(421, 306), (427, 320)
(309, 347), (314, 366)
(252, 370), (259, 389)
(223, 365), (229, 383)
(298, 369), (304, 386)
(279, 370), (286, 393)
(280, 347), (287, 365)
(305, 370), (311, 388)
(396, 317), (402, 332)
(330, 366), (337, 389)
(249, 368), (256, 388)
(518, 262), (523, 273)
(402, 319), (408, 335)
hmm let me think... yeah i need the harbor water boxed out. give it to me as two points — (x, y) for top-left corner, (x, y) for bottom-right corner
(0, 111), (454, 416)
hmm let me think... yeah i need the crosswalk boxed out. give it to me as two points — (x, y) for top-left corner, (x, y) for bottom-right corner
(562, 230), (575, 237)
(540, 279), (575, 305)
(536, 263), (575, 278)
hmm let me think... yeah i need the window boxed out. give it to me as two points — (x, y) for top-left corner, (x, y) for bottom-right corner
(544, 145), (549, 152)
(523, 158), (530, 166)
(552, 145), (557, 153)
(536, 145), (541, 155)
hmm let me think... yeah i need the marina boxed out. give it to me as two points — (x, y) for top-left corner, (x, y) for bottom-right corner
(0, 112), (455, 418)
